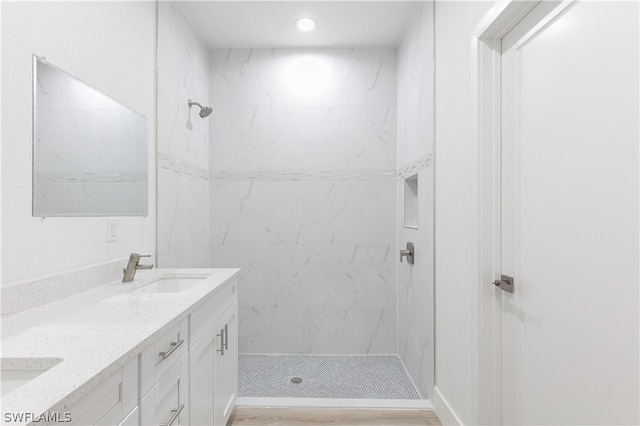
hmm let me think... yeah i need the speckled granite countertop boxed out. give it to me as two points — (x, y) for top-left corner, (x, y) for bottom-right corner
(1, 268), (241, 425)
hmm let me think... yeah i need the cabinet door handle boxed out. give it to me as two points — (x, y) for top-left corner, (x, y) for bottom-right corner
(160, 404), (184, 426)
(217, 329), (225, 356)
(158, 339), (184, 360)
(223, 323), (229, 350)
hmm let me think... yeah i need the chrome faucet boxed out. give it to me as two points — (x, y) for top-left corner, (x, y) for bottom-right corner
(122, 253), (153, 282)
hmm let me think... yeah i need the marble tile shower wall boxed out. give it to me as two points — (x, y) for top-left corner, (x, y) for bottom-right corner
(157, 1), (210, 267)
(209, 48), (398, 354)
(397, 2), (435, 399)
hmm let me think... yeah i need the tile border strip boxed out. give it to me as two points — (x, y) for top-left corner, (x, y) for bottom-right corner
(158, 153), (209, 181)
(210, 170), (398, 181)
(34, 172), (147, 184)
(207, 153), (433, 182)
(398, 153), (433, 178)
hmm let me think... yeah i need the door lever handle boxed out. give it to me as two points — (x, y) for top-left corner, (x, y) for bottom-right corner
(493, 275), (514, 293)
(400, 242), (414, 264)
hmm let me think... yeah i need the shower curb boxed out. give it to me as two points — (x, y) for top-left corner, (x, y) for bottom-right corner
(236, 397), (433, 410)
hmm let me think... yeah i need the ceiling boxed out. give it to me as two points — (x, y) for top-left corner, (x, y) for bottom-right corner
(178, 1), (419, 49)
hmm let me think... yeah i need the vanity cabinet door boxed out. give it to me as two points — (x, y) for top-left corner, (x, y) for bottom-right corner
(68, 358), (137, 426)
(213, 301), (238, 426)
(139, 354), (189, 426)
(188, 326), (215, 426)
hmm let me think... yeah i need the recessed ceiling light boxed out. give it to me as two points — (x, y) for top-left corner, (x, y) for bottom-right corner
(295, 17), (317, 32)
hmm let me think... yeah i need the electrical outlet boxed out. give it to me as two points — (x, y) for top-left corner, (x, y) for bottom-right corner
(107, 218), (118, 242)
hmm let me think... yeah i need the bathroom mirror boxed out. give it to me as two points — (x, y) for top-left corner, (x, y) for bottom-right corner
(32, 56), (148, 217)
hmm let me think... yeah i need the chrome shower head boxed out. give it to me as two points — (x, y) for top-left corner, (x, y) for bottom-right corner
(188, 100), (213, 118)
(199, 106), (213, 118)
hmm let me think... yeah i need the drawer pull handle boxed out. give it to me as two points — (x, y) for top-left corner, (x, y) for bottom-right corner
(160, 404), (184, 426)
(223, 323), (229, 350)
(217, 328), (225, 356)
(158, 339), (184, 360)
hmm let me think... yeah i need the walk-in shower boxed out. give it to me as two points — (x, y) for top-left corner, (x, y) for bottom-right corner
(157, 0), (435, 405)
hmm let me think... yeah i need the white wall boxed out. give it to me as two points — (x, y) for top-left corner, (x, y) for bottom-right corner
(209, 48), (398, 354)
(156, 1), (210, 268)
(433, 1), (496, 424)
(396, 1), (435, 399)
(1, 1), (156, 285)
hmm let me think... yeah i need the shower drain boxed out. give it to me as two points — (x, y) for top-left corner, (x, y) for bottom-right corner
(290, 377), (303, 384)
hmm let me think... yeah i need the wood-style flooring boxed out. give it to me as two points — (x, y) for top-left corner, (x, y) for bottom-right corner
(229, 407), (442, 426)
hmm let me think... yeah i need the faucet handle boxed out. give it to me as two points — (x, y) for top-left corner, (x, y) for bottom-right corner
(127, 253), (152, 269)
(129, 253), (151, 260)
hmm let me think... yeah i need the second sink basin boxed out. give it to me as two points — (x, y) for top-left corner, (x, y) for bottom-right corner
(131, 277), (204, 294)
(1, 358), (63, 397)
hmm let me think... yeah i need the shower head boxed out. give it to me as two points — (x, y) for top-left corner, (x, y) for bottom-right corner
(188, 100), (212, 118)
(199, 106), (213, 118)
(188, 99), (213, 118)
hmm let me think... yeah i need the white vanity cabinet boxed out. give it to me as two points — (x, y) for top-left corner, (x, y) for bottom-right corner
(0, 269), (242, 426)
(189, 279), (238, 426)
(138, 277), (238, 426)
(67, 358), (138, 426)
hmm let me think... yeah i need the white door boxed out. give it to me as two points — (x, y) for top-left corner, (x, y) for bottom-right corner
(500, 1), (639, 424)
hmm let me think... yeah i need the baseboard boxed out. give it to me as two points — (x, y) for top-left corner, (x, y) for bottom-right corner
(432, 386), (462, 425)
(237, 397), (433, 409)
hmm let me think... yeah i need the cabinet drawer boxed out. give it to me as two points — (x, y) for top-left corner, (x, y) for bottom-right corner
(139, 354), (189, 426)
(68, 357), (137, 426)
(140, 318), (188, 398)
(189, 278), (236, 347)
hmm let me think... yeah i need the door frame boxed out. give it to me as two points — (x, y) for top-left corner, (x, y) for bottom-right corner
(470, 1), (541, 424)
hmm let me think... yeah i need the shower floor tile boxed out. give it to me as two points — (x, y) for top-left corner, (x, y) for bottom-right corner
(239, 354), (421, 400)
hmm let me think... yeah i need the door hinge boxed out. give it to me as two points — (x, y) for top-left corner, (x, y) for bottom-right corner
(493, 275), (514, 293)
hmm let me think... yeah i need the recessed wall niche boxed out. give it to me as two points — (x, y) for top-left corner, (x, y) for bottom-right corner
(404, 174), (418, 229)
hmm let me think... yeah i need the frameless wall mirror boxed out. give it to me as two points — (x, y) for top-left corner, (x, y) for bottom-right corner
(32, 56), (148, 217)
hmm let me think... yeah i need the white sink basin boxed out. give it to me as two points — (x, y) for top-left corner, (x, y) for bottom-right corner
(131, 277), (204, 294)
(1, 358), (62, 397)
